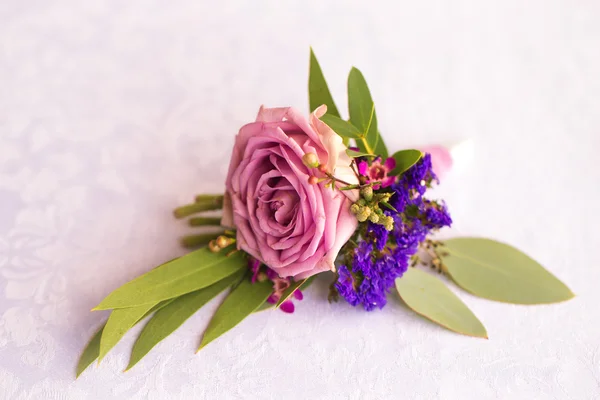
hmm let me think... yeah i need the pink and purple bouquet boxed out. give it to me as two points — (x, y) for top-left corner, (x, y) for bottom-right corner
(77, 50), (573, 377)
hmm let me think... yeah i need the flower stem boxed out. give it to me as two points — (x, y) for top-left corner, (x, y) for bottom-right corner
(174, 196), (224, 219)
(180, 232), (224, 248)
(188, 217), (223, 226)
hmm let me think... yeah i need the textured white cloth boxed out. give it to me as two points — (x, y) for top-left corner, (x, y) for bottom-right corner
(1, 1), (599, 399)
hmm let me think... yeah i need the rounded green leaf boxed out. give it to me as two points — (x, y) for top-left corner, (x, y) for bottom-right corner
(395, 268), (488, 338)
(440, 238), (574, 304)
(389, 149), (423, 176)
(198, 278), (272, 351)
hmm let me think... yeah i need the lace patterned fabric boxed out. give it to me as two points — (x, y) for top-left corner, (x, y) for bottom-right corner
(1, 1), (599, 399)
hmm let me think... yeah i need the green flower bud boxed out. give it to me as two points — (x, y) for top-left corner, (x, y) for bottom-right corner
(360, 186), (373, 201)
(384, 216), (394, 231)
(302, 153), (320, 168)
(368, 213), (379, 223)
(357, 206), (372, 222)
(350, 203), (360, 215)
(357, 199), (366, 206)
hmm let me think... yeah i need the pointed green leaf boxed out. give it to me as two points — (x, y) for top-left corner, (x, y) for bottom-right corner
(199, 278), (272, 350)
(254, 301), (274, 313)
(309, 49), (340, 116)
(347, 67), (388, 157)
(98, 303), (157, 362)
(320, 114), (362, 139)
(126, 271), (244, 370)
(346, 149), (376, 158)
(275, 276), (314, 308)
(440, 238), (574, 304)
(76, 326), (104, 378)
(93, 249), (247, 310)
(390, 149), (423, 176)
(395, 268), (487, 338)
(76, 300), (173, 377)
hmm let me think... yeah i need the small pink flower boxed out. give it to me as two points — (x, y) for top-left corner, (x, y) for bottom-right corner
(357, 157), (396, 189)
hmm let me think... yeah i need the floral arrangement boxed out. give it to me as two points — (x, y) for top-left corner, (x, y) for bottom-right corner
(77, 50), (573, 377)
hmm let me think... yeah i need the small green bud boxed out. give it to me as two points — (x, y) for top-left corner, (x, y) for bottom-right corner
(350, 203), (360, 214)
(302, 153), (320, 168)
(357, 206), (372, 222)
(368, 213), (379, 223)
(384, 216), (394, 231)
(357, 199), (366, 206)
(360, 186), (373, 201)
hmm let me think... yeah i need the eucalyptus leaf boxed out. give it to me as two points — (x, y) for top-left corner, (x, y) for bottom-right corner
(440, 238), (574, 304)
(390, 149), (423, 176)
(76, 326), (104, 378)
(198, 278), (273, 350)
(346, 149), (377, 158)
(309, 48), (340, 116)
(395, 268), (487, 338)
(320, 114), (362, 139)
(98, 302), (157, 362)
(275, 276), (314, 308)
(126, 271), (244, 370)
(347, 67), (388, 157)
(93, 249), (247, 310)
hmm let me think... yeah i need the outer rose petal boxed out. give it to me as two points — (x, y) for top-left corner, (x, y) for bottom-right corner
(309, 105), (359, 202)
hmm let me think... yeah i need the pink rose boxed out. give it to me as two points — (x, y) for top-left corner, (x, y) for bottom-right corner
(222, 105), (359, 279)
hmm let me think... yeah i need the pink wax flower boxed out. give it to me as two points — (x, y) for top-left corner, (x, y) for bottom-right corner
(222, 105), (359, 279)
(357, 157), (397, 189)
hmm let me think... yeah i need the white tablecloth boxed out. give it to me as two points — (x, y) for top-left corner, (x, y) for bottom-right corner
(1, 1), (598, 399)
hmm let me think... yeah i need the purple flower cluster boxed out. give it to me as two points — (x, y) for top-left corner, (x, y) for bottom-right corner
(334, 154), (452, 311)
(335, 242), (409, 311)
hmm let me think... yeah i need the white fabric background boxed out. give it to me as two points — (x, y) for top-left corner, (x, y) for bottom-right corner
(1, 1), (599, 399)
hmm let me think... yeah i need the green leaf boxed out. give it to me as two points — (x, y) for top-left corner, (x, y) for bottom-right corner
(254, 301), (274, 313)
(395, 268), (488, 338)
(76, 300), (173, 377)
(198, 278), (273, 350)
(346, 149), (377, 158)
(126, 271), (244, 370)
(390, 149), (423, 176)
(275, 276), (314, 308)
(98, 303), (157, 362)
(93, 249), (247, 310)
(320, 114), (362, 139)
(76, 326), (104, 378)
(380, 201), (398, 213)
(440, 238), (575, 304)
(347, 67), (388, 158)
(309, 48), (340, 116)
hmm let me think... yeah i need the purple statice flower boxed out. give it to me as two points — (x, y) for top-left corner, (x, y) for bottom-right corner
(358, 157), (397, 189)
(398, 153), (438, 195)
(334, 265), (360, 307)
(367, 221), (390, 251)
(334, 241), (409, 311)
(422, 200), (452, 229)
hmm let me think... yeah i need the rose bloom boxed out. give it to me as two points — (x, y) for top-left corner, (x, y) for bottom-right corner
(221, 105), (358, 279)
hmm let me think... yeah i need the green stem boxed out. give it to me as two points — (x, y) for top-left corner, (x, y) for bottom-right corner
(173, 199), (223, 219)
(194, 194), (224, 205)
(188, 217), (223, 226)
(180, 232), (224, 248)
